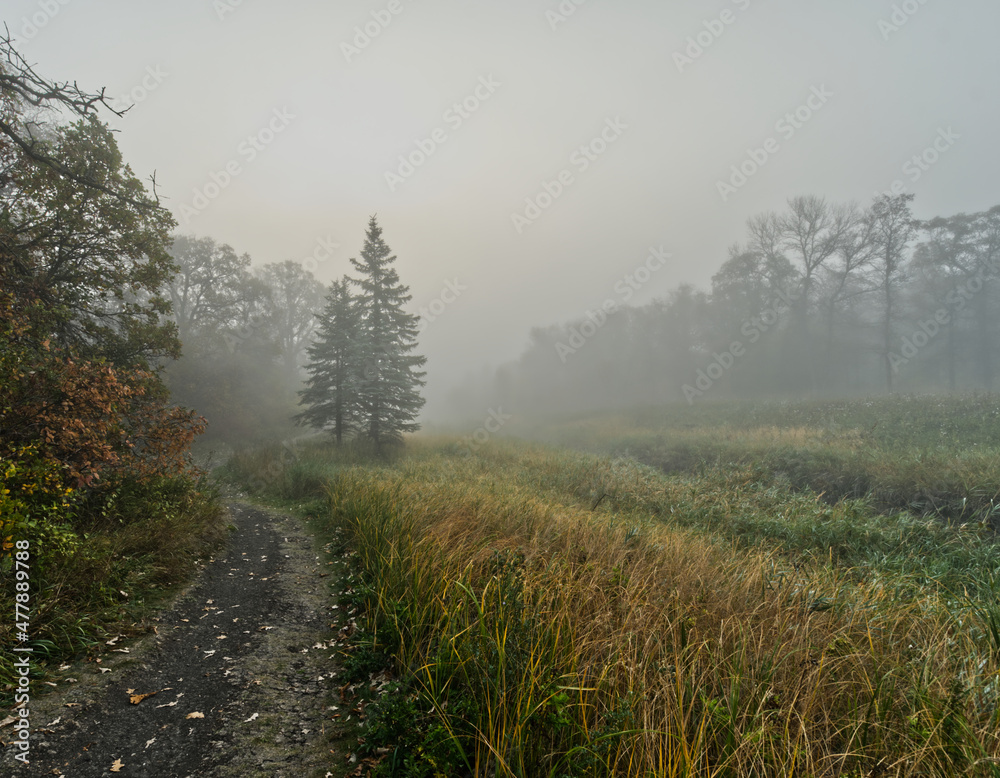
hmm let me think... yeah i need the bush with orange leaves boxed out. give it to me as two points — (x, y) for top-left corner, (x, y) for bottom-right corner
(0, 293), (205, 551)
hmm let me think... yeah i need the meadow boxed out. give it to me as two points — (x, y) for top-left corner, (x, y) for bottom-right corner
(224, 396), (1000, 777)
(516, 396), (1000, 525)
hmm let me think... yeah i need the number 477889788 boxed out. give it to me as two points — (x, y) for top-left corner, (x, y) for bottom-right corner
(14, 542), (30, 632)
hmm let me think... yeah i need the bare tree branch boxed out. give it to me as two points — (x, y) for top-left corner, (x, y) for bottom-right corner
(0, 27), (163, 211)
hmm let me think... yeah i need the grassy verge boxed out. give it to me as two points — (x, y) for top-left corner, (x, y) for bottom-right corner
(0, 474), (227, 707)
(219, 439), (407, 776)
(225, 435), (1000, 777)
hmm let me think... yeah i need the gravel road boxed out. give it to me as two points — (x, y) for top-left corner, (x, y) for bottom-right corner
(1, 502), (348, 777)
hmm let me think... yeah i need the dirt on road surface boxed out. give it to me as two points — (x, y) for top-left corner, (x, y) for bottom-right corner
(1, 502), (352, 777)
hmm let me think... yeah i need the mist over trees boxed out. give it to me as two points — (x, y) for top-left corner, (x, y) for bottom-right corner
(159, 218), (427, 451)
(298, 217), (426, 451)
(161, 235), (326, 446)
(297, 278), (359, 446)
(448, 194), (1000, 419)
(0, 35), (205, 547)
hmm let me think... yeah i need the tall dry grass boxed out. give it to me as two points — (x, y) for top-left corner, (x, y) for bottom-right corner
(322, 446), (1000, 777)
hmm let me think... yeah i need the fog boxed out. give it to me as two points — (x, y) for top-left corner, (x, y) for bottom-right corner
(9, 0), (1000, 423)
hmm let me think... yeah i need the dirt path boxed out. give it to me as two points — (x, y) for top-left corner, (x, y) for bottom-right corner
(1, 503), (347, 777)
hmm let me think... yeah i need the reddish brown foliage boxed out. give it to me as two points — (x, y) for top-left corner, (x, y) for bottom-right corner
(1, 293), (205, 489)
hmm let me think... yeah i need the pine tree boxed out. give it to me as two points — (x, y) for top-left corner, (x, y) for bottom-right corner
(350, 216), (426, 449)
(296, 278), (362, 445)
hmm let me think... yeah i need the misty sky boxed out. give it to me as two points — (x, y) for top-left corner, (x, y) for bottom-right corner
(6, 0), (999, 417)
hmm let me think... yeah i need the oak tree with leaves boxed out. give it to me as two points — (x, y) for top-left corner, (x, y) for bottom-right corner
(0, 35), (204, 543)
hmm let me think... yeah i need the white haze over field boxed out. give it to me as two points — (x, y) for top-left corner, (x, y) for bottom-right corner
(7, 0), (999, 418)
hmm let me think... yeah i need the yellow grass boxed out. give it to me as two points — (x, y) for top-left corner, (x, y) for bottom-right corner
(322, 443), (1000, 777)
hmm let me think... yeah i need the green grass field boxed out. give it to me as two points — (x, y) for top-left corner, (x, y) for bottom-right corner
(223, 396), (1000, 777)
(513, 396), (1000, 525)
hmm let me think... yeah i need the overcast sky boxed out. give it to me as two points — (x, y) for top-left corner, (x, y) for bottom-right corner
(7, 0), (999, 417)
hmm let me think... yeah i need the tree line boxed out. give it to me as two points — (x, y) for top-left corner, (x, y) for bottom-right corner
(448, 194), (1000, 418)
(162, 218), (426, 450)
(0, 31), (425, 564)
(1, 34), (203, 552)
(161, 235), (327, 444)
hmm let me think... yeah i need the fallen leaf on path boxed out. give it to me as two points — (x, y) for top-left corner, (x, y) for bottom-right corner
(144, 737), (156, 749)
(186, 711), (205, 719)
(244, 712), (258, 722)
(0, 715), (16, 728)
(106, 637), (119, 646)
(110, 758), (124, 772)
(130, 691), (158, 705)
(99, 668), (111, 674)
